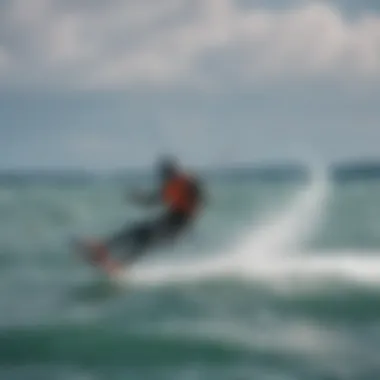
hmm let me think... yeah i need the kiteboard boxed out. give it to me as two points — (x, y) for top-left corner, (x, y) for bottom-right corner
(75, 239), (125, 280)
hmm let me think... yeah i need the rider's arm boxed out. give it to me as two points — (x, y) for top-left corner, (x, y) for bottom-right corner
(191, 177), (207, 208)
(128, 189), (162, 206)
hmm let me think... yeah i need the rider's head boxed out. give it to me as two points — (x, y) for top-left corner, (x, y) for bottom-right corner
(157, 156), (179, 181)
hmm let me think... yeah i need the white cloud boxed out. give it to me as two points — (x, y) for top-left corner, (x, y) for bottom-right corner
(1, 0), (380, 89)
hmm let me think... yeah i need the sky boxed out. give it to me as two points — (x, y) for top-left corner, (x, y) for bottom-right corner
(1, 0), (380, 170)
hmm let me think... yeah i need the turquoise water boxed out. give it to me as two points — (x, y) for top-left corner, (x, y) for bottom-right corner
(1, 170), (380, 379)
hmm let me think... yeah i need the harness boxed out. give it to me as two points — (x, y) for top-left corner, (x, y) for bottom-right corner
(162, 174), (200, 215)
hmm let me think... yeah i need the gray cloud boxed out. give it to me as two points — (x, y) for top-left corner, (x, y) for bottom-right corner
(0, 0), (380, 90)
(238, 0), (380, 16)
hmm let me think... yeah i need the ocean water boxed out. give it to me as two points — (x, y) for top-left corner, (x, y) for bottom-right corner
(1, 168), (380, 380)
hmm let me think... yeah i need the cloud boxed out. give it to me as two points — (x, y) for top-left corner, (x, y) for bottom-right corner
(1, 0), (380, 90)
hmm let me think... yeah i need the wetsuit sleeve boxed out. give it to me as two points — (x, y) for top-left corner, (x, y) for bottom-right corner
(129, 189), (162, 206)
(190, 177), (206, 207)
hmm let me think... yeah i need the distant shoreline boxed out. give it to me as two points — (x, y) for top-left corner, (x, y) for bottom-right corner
(1, 161), (380, 184)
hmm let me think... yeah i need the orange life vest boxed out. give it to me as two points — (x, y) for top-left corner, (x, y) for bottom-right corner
(162, 174), (199, 215)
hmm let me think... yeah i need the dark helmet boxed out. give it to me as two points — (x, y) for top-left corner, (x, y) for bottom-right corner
(157, 156), (178, 179)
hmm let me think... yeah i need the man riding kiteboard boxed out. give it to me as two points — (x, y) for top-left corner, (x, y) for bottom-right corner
(79, 157), (204, 275)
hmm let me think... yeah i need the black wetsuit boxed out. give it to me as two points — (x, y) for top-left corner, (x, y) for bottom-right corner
(105, 211), (190, 261)
(105, 176), (202, 262)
